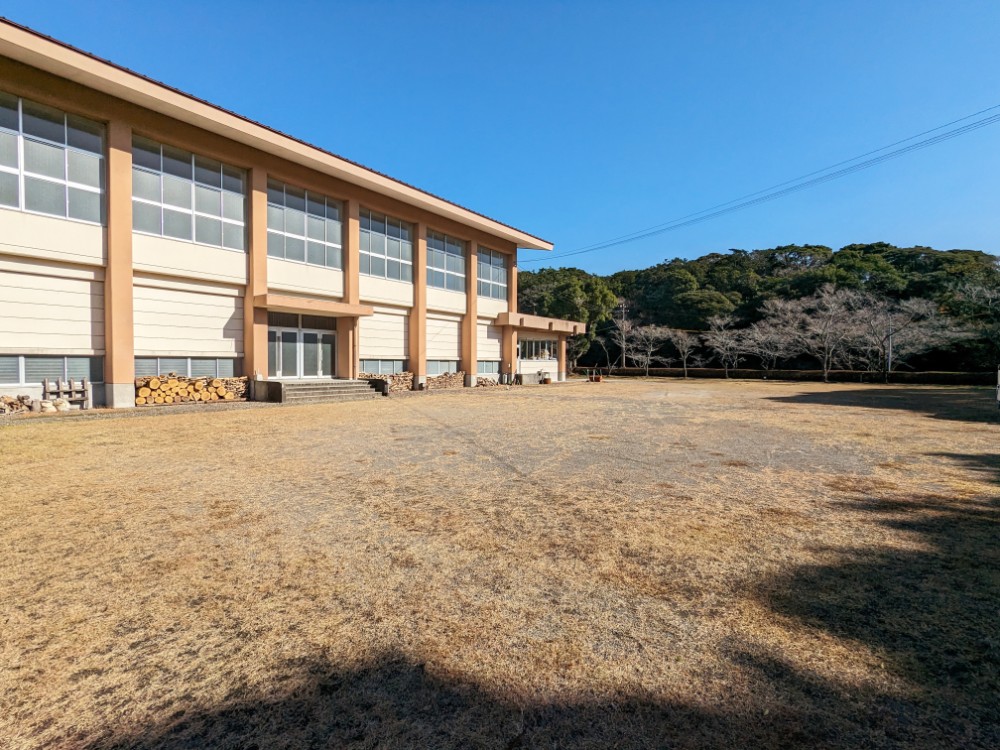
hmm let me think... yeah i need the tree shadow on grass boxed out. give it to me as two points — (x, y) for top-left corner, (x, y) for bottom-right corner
(82, 456), (1000, 750)
(765, 387), (999, 423)
(758, 455), (1000, 748)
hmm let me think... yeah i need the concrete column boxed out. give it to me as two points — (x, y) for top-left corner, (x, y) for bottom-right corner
(244, 167), (269, 381)
(501, 326), (518, 379)
(557, 335), (568, 382)
(408, 222), (427, 388)
(461, 241), (478, 386)
(343, 198), (360, 305)
(104, 120), (135, 408)
(502, 253), (519, 380)
(336, 316), (356, 379)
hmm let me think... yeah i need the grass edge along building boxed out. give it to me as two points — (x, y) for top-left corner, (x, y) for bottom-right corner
(0, 19), (584, 407)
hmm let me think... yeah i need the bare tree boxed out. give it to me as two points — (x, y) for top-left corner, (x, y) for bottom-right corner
(853, 295), (965, 379)
(630, 325), (669, 376)
(743, 300), (800, 372)
(593, 334), (614, 373)
(702, 315), (744, 377)
(663, 328), (700, 378)
(609, 315), (635, 370)
(779, 286), (859, 382)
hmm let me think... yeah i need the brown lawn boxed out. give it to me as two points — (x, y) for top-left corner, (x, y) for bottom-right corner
(1, 379), (998, 749)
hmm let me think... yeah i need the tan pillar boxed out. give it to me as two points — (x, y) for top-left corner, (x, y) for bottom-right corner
(244, 168), (269, 384)
(501, 253), (518, 379)
(557, 334), (568, 382)
(501, 326), (518, 379)
(336, 317), (356, 379)
(104, 120), (134, 408)
(461, 241), (478, 386)
(343, 199), (360, 304)
(408, 222), (427, 388)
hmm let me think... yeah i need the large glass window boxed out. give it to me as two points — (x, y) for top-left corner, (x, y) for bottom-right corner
(0, 355), (103, 384)
(131, 135), (245, 251)
(133, 357), (239, 378)
(266, 179), (342, 268)
(426, 360), (460, 375)
(0, 91), (105, 223)
(478, 248), (508, 300)
(477, 360), (500, 374)
(360, 208), (413, 282)
(519, 339), (558, 360)
(427, 231), (465, 292)
(359, 359), (407, 375)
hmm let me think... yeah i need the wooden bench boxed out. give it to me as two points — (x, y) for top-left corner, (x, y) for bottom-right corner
(42, 378), (92, 410)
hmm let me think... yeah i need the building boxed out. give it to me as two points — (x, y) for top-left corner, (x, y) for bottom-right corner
(0, 20), (584, 407)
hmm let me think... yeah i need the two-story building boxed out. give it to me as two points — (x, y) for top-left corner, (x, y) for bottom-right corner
(0, 19), (584, 407)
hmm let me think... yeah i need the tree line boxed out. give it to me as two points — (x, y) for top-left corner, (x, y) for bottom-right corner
(517, 242), (1000, 376)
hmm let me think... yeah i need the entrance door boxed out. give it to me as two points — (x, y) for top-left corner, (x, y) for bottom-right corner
(268, 327), (336, 378)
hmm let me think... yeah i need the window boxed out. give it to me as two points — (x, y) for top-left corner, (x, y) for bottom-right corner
(0, 355), (103, 384)
(427, 231), (465, 292)
(359, 359), (407, 375)
(0, 91), (105, 223)
(478, 248), (508, 299)
(266, 179), (342, 268)
(134, 357), (239, 378)
(519, 340), (558, 360)
(131, 135), (245, 250)
(426, 360), (459, 376)
(477, 360), (500, 374)
(360, 207), (413, 282)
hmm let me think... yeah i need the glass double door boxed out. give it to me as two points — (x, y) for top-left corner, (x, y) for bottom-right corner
(268, 327), (336, 378)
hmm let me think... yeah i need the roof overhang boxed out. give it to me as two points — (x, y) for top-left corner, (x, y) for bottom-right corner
(255, 294), (374, 318)
(0, 19), (554, 252)
(494, 312), (586, 336)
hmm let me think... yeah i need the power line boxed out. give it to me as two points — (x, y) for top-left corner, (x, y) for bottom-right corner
(520, 104), (1000, 265)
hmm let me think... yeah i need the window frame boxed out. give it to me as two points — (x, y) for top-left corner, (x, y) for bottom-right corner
(477, 248), (509, 300)
(426, 360), (460, 376)
(0, 92), (105, 225)
(359, 359), (407, 375)
(133, 357), (240, 379)
(519, 339), (558, 361)
(130, 135), (246, 252)
(265, 178), (344, 269)
(359, 207), (413, 283)
(426, 230), (466, 292)
(0, 355), (104, 385)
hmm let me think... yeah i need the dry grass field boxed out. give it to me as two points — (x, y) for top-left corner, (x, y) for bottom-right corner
(1, 379), (998, 749)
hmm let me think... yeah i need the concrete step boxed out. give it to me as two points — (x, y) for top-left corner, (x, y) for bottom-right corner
(285, 392), (378, 403)
(283, 385), (375, 394)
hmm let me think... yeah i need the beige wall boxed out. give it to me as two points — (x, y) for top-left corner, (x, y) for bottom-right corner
(267, 257), (344, 300)
(133, 273), (243, 357)
(359, 274), (414, 307)
(0, 259), (104, 354)
(0, 208), (105, 267)
(476, 320), (502, 361)
(132, 233), (247, 286)
(476, 295), (508, 319)
(426, 313), (462, 361)
(426, 286), (465, 315)
(357, 307), (408, 359)
(518, 358), (559, 376)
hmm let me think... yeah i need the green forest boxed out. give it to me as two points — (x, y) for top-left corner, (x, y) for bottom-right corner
(518, 242), (1000, 375)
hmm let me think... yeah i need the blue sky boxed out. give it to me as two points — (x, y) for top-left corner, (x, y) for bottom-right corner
(8, 1), (1000, 274)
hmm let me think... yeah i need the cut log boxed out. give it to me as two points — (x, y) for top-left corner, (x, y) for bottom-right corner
(210, 379), (222, 388)
(135, 396), (146, 405)
(149, 377), (161, 390)
(138, 387), (151, 397)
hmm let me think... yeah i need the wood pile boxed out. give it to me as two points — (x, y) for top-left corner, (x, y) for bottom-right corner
(426, 371), (465, 390)
(475, 377), (514, 388)
(0, 394), (32, 414)
(134, 375), (248, 406)
(359, 371), (413, 392)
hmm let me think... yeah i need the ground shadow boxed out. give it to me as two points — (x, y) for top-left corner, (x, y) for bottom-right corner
(73, 456), (1000, 749)
(766, 386), (998, 423)
(80, 649), (947, 750)
(758, 456), (1000, 748)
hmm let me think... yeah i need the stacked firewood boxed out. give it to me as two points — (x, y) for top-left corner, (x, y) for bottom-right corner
(426, 371), (465, 390)
(475, 377), (511, 388)
(134, 375), (247, 406)
(359, 371), (413, 392)
(0, 394), (32, 414)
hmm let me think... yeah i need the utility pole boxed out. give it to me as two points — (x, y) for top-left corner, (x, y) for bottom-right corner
(886, 320), (894, 383)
